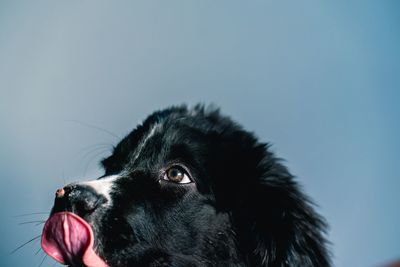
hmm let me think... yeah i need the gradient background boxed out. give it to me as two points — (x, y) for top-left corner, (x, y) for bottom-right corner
(0, 1), (399, 266)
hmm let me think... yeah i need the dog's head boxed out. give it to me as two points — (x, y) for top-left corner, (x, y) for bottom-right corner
(41, 105), (330, 267)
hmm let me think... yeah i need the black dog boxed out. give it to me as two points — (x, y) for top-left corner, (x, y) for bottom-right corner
(41, 105), (331, 267)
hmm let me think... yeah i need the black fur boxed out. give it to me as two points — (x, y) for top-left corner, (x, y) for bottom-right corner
(51, 104), (331, 267)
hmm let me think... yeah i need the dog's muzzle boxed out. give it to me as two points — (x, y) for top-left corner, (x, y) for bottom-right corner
(41, 186), (109, 267)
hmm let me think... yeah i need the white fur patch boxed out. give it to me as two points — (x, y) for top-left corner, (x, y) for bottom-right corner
(80, 174), (119, 206)
(131, 123), (159, 164)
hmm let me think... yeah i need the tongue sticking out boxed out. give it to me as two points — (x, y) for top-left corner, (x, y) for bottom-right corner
(41, 212), (109, 267)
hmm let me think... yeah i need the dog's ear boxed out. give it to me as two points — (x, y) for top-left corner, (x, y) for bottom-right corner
(211, 130), (331, 267)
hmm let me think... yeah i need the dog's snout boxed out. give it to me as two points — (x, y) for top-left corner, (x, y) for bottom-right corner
(52, 184), (107, 216)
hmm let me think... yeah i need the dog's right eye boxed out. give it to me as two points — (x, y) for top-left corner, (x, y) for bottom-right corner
(163, 166), (192, 184)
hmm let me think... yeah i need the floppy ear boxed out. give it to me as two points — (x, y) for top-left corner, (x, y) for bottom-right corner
(212, 131), (331, 267)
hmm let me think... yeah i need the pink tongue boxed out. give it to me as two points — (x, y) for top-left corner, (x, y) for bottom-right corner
(41, 212), (109, 267)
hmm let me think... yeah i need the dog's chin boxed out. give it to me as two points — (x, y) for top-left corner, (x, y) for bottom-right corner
(41, 212), (108, 267)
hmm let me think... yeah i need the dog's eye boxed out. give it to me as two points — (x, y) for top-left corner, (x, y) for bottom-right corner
(163, 166), (192, 184)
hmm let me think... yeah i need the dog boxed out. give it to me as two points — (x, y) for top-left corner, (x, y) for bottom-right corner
(41, 105), (331, 267)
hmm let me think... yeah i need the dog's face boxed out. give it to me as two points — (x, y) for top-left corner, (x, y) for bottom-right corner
(41, 105), (330, 267)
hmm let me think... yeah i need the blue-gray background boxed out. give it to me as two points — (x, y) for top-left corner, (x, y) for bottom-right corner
(0, 1), (399, 266)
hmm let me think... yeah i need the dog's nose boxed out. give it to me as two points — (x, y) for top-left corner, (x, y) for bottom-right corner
(52, 184), (107, 217)
(55, 188), (65, 198)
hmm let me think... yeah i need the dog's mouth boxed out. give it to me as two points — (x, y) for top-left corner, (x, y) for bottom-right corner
(41, 212), (109, 267)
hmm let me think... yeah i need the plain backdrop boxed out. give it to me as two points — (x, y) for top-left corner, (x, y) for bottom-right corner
(0, 1), (399, 266)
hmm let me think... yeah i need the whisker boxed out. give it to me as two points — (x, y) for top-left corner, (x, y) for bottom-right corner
(65, 119), (120, 140)
(19, 220), (46, 225)
(38, 253), (47, 267)
(35, 246), (42, 256)
(78, 145), (111, 177)
(76, 144), (112, 162)
(13, 212), (48, 217)
(79, 145), (111, 163)
(79, 143), (113, 153)
(83, 149), (110, 177)
(10, 235), (41, 254)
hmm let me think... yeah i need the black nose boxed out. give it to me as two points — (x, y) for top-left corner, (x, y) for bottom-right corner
(52, 184), (107, 217)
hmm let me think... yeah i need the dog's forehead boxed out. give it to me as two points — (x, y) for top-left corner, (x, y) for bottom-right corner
(129, 122), (161, 164)
(84, 118), (203, 207)
(102, 106), (224, 177)
(129, 114), (207, 152)
(131, 120), (204, 165)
